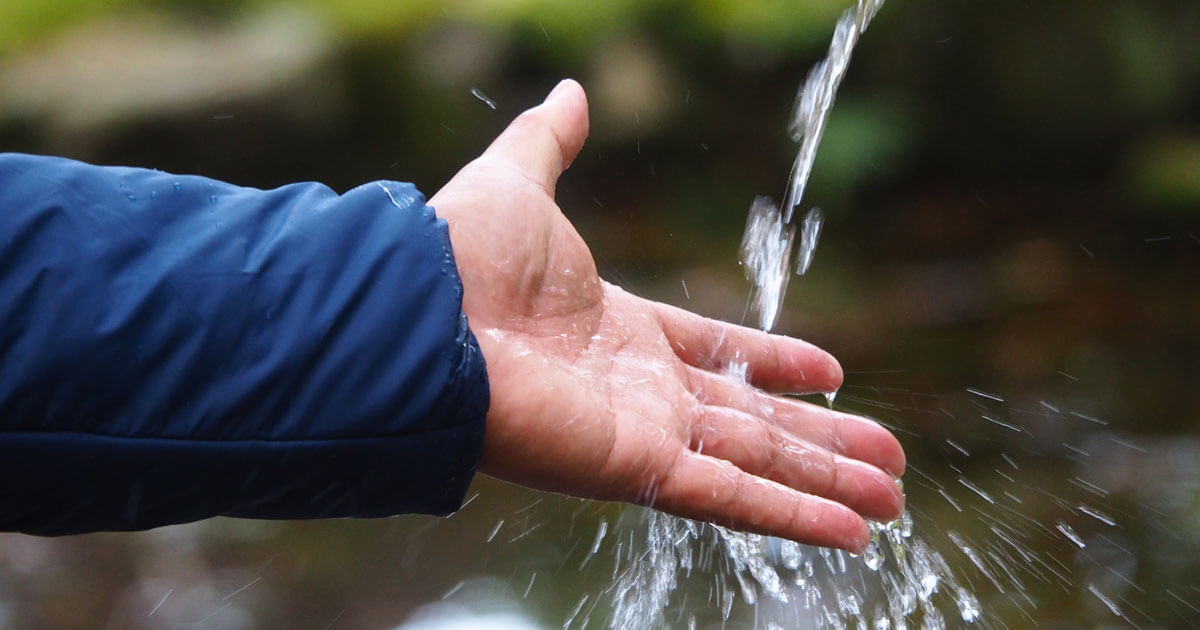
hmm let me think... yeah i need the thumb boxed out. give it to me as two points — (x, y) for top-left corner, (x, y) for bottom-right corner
(483, 79), (589, 193)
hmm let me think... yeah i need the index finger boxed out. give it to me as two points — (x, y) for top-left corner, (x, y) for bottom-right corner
(652, 301), (843, 393)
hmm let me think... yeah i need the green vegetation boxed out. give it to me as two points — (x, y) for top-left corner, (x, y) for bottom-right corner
(1, 1), (1197, 627)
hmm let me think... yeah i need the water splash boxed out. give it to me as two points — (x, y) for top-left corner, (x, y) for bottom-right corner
(608, 512), (687, 629)
(609, 510), (984, 628)
(955, 588), (981, 623)
(862, 535), (885, 571)
(1055, 521), (1086, 549)
(609, 1), (1013, 628)
(470, 87), (497, 110)
(739, 197), (795, 330)
(795, 207), (825, 275)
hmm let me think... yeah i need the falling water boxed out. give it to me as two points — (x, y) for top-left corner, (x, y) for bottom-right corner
(740, 0), (884, 330)
(590, 1), (1200, 628)
(608, 1), (991, 627)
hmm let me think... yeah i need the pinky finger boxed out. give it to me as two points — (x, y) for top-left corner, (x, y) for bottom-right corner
(652, 451), (870, 553)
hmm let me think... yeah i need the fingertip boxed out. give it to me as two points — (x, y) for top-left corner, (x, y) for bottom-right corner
(824, 355), (844, 392)
(878, 429), (907, 478)
(789, 497), (870, 554)
(780, 337), (842, 393)
(546, 79), (589, 169)
(483, 79), (590, 190)
(868, 424), (906, 479)
(546, 78), (585, 106)
(542, 79), (588, 130)
(891, 482), (906, 519)
(837, 413), (907, 478)
(891, 448), (908, 478)
(864, 468), (906, 522)
(840, 512), (872, 554)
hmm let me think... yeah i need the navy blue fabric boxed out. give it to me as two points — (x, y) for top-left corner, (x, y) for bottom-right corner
(0, 153), (489, 535)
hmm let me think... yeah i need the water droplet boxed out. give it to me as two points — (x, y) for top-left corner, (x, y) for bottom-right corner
(795, 206), (824, 275)
(739, 196), (793, 331)
(886, 524), (908, 565)
(173, 182), (183, 192)
(899, 511), (913, 538)
(922, 605), (946, 630)
(209, 195), (218, 204)
(965, 387), (1004, 402)
(780, 539), (802, 570)
(863, 537), (884, 571)
(956, 588), (981, 623)
(485, 519), (503, 542)
(824, 389), (838, 408)
(470, 86), (498, 110)
(1056, 521), (1086, 548)
(735, 571), (757, 605)
(722, 360), (750, 382)
(589, 520), (608, 555)
(1078, 504), (1116, 526)
(720, 589), (734, 620)
(1087, 583), (1124, 617)
(898, 582), (918, 616)
(919, 572), (939, 600)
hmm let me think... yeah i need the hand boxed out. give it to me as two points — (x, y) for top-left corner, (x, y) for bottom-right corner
(430, 80), (905, 553)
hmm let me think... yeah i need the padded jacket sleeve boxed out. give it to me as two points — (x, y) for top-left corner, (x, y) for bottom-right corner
(0, 153), (489, 535)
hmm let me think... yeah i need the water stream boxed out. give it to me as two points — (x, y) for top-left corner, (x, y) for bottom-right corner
(740, 0), (883, 331)
(591, 1), (1200, 627)
(603, 0), (1153, 627)
(604, 2), (986, 628)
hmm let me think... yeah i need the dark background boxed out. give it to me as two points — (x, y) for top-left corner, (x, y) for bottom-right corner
(1, 1), (1198, 627)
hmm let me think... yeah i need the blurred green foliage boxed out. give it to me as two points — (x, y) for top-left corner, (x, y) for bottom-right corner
(0, 1), (1198, 627)
(0, 0), (848, 55)
(0, 0), (124, 55)
(3, 0), (1197, 218)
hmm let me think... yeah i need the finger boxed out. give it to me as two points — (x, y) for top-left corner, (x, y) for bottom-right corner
(653, 301), (842, 393)
(482, 79), (589, 194)
(691, 405), (903, 521)
(653, 451), (870, 552)
(686, 366), (907, 477)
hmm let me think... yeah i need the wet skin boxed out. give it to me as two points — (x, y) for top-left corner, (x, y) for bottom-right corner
(430, 79), (905, 554)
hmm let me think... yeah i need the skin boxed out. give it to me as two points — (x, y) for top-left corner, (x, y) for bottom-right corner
(430, 79), (905, 554)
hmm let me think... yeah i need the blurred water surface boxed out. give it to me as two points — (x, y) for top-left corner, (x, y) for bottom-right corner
(1, 1), (1198, 627)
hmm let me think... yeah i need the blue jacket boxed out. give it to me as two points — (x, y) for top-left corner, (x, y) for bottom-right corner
(0, 153), (489, 535)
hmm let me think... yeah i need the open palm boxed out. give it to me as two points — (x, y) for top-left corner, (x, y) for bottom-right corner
(430, 80), (904, 553)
